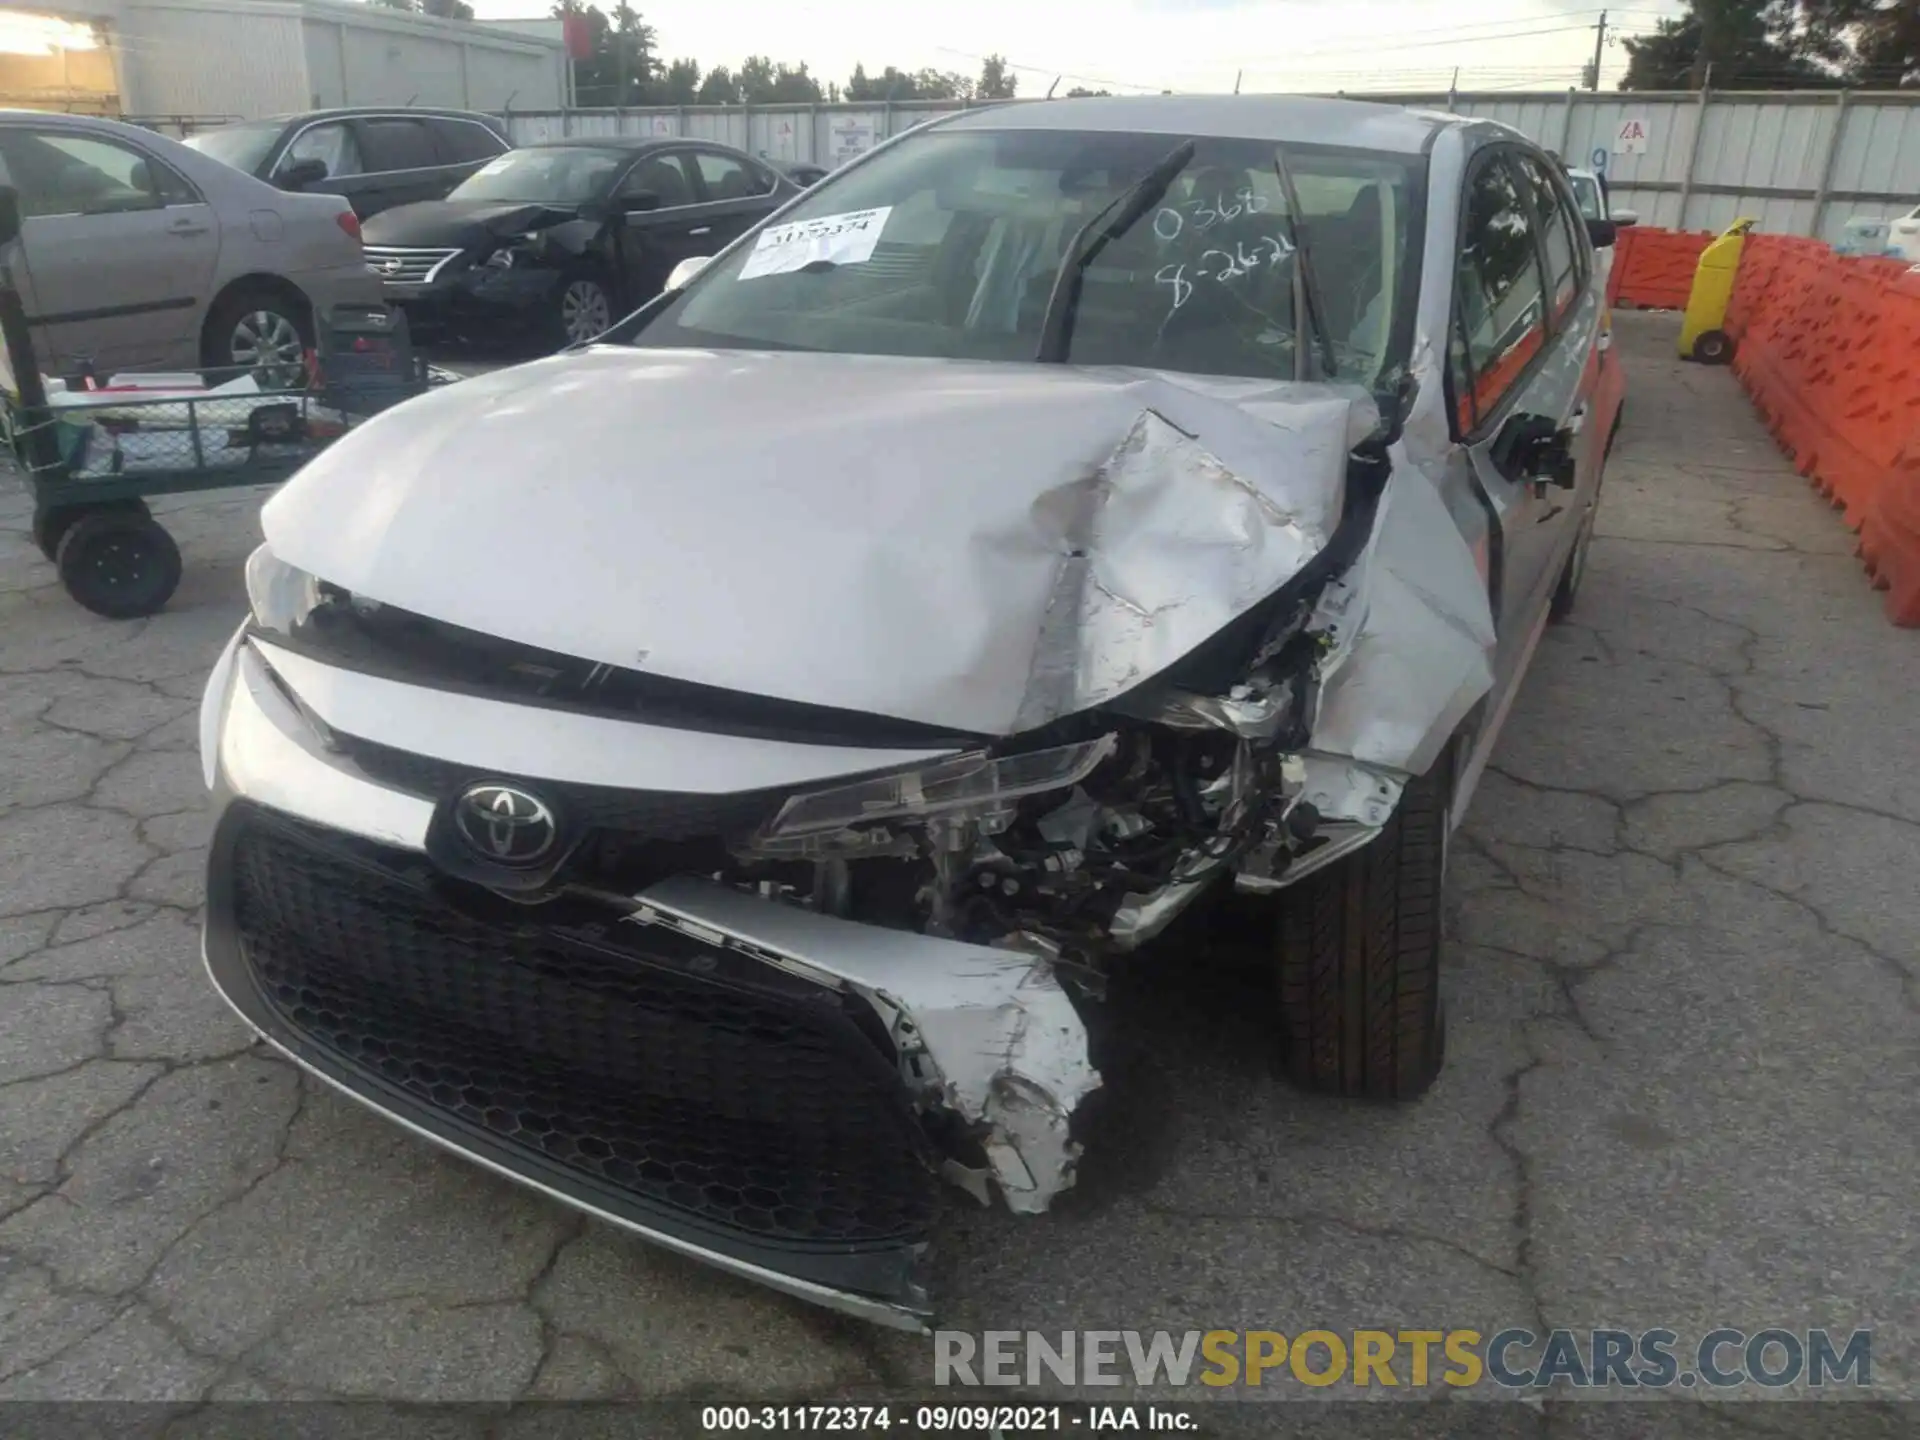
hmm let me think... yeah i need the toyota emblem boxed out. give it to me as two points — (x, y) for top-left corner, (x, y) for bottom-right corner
(453, 783), (558, 866)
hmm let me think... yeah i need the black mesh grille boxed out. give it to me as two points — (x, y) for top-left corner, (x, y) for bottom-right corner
(228, 815), (936, 1245)
(334, 732), (790, 840)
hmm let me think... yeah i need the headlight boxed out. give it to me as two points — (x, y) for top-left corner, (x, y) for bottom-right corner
(761, 735), (1117, 839)
(244, 544), (321, 636)
(484, 248), (517, 269)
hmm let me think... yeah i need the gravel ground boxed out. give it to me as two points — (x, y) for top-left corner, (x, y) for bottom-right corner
(0, 313), (1913, 1432)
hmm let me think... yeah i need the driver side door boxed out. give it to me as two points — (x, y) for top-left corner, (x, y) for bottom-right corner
(0, 124), (219, 373)
(1446, 147), (1591, 701)
(608, 151), (707, 303)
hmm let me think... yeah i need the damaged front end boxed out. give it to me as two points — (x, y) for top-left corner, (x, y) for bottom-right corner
(208, 348), (1499, 1328)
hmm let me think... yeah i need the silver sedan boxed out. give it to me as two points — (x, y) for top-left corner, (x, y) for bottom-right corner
(0, 110), (384, 376)
(200, 94), (1625, 1329)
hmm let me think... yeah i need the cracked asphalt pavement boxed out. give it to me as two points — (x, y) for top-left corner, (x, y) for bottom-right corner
(0, 314), (1913, 1427)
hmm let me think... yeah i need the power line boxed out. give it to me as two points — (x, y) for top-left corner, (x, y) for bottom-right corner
(1237, 23), (1605, 65)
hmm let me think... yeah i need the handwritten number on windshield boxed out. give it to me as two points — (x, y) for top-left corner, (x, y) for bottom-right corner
(1148, 188), (1292, 324)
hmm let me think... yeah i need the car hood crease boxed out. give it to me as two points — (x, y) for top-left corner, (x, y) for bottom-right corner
(363, 200), (579, 249)
(264, 347), (1378, 736)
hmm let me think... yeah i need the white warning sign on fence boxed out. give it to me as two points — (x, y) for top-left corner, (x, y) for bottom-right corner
(831, 117), (875, 166)
(1613, 116), (1650, 155)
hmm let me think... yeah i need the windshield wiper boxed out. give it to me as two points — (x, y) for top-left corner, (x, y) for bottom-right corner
(1270, 146), (1339, 382)
(1035, 139), (1196, 364)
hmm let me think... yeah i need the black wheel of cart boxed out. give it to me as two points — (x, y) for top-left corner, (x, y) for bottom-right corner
(31, 498), (150, 562)
(54, 509), (182, 618)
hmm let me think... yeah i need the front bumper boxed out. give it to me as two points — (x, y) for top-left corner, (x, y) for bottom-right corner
(198, 633), (1100, 1329)
(381, 263), (564, 337)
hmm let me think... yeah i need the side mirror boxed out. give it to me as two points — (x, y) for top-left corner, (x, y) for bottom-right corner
(1491, 411), (1577, 489)
(1611, 208), (1640, 228)
(665, 255), (711, 291)
(1585, 217), (1618, 249)
(279, 158), (328, 190)
(0, 185), (20, 247)
(620, 190), (661, 214)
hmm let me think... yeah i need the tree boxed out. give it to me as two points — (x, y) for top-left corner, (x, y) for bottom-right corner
(1793, 0), (1920, 85)
(1065, 86), (1111, 97)
(845, 64), (971, 100)
(609, 1), (658, 100)
(912, 68), (973, 99)
(659, 57), (700, 105)
(372, 0), (474, 18)
(1620, 0), (1845, 88)
(694, 65), (738, 103)
(977, 54), (1017, 99)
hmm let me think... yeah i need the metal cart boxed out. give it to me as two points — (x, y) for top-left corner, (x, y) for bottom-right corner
(0, 191), (442, 618)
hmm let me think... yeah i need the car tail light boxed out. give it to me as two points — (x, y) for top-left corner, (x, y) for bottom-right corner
(335, 210), (361, 241)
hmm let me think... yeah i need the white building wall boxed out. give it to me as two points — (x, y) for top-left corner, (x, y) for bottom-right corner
(2, 0), (564, 120)
(115, 0), (309, 119)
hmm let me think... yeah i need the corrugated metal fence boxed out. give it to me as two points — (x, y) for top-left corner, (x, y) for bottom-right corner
(501, 89), (1920, 243)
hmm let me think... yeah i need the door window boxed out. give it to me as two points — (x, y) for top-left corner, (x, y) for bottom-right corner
(690, 149), (773, 200)
(431, 119), (508, 165)
(0, 130), (194, 217)
(616, 153), (694, 208)
(1518, 155), (1582, 321)
(356, 118), (438, 173)
(1451, 152), (1549, 433)
(278, 122), (362, 180)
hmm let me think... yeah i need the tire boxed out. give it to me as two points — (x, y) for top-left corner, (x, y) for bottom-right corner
(1692, 328), (1733, 365)
(553, 272), (614, 349)
(203, 285), (313, 388)
(1275, 751), (1450, 1100)
(54, 510), (182, 618)
(31, 498), (147, 562)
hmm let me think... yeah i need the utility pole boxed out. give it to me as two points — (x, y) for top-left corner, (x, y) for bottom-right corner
(1589, 9), (1606, 91)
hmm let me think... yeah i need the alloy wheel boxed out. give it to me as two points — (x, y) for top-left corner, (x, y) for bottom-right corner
(230, 309), (306, 388)
(561, 280), (612, 345)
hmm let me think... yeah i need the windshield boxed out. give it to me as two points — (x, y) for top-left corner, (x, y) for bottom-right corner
(451, 147), (624, 204)
(1568, 172), (1604, 220)
(183, 121), (281, 175)
(639, 129), (1421, 387)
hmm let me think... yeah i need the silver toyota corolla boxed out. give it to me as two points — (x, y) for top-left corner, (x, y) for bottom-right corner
(0, 110), (383, 375)
(199, 96), (1624, 1329)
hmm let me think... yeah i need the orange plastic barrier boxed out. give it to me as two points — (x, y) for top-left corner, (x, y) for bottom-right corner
(1609, 226), (1715, 311)
(1726, 235), (1920, 625)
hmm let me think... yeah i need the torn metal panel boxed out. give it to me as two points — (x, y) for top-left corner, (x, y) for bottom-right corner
(633, 875), (1101, 1213)
(1308, 441), (1498, 777)
(1013, 386), (1368, 731)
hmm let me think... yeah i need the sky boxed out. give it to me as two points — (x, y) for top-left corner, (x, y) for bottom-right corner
(466, 0), (1690, 96)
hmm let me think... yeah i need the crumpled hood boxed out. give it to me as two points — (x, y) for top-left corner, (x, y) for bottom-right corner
(265, 347), (1376, 735)
(361, 199), (578, 250)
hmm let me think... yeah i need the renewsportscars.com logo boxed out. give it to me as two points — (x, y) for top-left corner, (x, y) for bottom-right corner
(933, 1328), (1874, 1390)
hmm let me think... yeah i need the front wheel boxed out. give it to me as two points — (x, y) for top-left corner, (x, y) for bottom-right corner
(1274, 752), (1450, 1100)
(553, 273), (614, 348)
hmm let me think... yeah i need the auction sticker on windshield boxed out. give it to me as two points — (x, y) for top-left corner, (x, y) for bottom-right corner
(739, 207), (892, 279)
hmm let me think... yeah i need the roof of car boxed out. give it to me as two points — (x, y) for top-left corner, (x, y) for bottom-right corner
(252, 107), (506, 128)
(521, 135), (749, 153)
(933, 95), (1449, 155)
